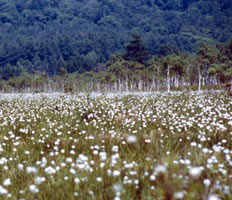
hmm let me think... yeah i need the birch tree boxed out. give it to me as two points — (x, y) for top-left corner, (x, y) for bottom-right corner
(163, 54), (184, 92)
(196, 44), (218, 90)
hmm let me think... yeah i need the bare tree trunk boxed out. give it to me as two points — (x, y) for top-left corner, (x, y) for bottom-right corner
(44, 83), (47, 93)
(138, 75), (142, 92)
(114, 81), (117, 91)
(167, 64), (170, 93)
(130, 81), (133, 91)
(176, 75), (179, 88)
(152, 74), (156, 91)
(97, 82), (100, 93)
(125, 76), (129, 92)
(89, 78), (93, 91)
(73, 84), (77, 93)
(132, 81), (136, 91)
(198, 65), (201, 91)
(157, 68), (160, 91)
(62, 81), (64, 92)
(186, 64), (190, 87)
(118, 79), (122, 92)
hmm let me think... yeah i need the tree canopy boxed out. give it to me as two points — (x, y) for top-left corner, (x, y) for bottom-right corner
(0, 0), (231, 79)
(123, 34), (150, 64)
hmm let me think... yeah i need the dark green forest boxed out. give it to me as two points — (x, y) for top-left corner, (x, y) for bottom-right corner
(0, 0), (232, 80)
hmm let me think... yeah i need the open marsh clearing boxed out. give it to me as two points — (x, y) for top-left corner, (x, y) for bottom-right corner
(0, 93), (231, 200)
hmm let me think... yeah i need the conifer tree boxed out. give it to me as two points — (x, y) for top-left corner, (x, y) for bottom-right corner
(123, 33), (149, 64)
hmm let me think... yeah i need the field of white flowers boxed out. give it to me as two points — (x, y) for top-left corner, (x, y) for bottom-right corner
(0, 92), (231, 200)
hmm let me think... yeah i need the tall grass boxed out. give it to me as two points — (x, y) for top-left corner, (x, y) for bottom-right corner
(0, 92), (231, 199)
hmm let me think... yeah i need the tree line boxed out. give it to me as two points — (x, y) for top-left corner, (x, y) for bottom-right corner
(0, 34), (231, 94)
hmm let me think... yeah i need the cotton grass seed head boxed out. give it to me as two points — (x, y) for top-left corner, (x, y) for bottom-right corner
(44, 166), (56, 174)
(29, 185), (39, 193)
(113, 183), (122, 193)
(35, 177), (46, 185)
(154, 164), (167, 175)
(3, 179), (11, 186)
(203, 179), (211, 187)
(189, 167), (203, 178)
(96, 177), (102, 182)
(26, 166), (37, 174)
(0, 186), (8, 195)
(126, 135), (137, 144)
(113, 170), (120, 177)
(208, 194), (220, 200)
(173, 191), (184, 199)
(74, 178), (80, 184)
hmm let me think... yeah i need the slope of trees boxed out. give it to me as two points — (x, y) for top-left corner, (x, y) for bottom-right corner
(0, 0), (232, 79)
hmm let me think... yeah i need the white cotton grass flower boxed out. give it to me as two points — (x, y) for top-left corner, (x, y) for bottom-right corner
(126, 135), (137, 144)
(26, 166), (37, 174)
(3, 179), (11, 186)
(150, 175), (156, 181)
(74, 178), (80, 184)
(190, 142), (197, 147)
(203, 179), (211, 187)
(66, 157), (73, 163)
(202, 148), (209, 154)
(151, 185), (155, 190)
(154, 164), (167, 175)
(96, 177), (102, 182)
(221, 139), (227, 144)
(0, 157), (7, 165)
(113, 183), (122, 193)
(57, 132), (62, 136)
(113, 170), (120, 177)
(34, 177), (46, 185)
(173, 191), (184, 199)
(29, 185), (39, 193)
(189, 166), (203, 178)
(25, 151), (30, 155)
(100, 162), (105, 168)
(93, 150), (98, 155)
(44, 166), (56, 174)
(76, 163), (86, 170)
(208, 194), (220, 200)
(61, 162), (66, 167)
(112, 146), (119, 152)
(0, 186), (8, 195)
(78, 154), (88, 161)
(0, 144), (3, 152)
(70, 150), (75, 155)
(107, 169), (112, 176)
(99, 152), (107, 161)
(70, 168), (76, 174)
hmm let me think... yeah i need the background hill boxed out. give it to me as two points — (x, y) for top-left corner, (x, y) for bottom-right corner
(0, 0), (232, 79)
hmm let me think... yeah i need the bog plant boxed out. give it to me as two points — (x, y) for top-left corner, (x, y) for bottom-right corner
(0, 92), (231, 200)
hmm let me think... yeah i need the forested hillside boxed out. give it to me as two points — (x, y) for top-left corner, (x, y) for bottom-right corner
(0, 0), (232, 79)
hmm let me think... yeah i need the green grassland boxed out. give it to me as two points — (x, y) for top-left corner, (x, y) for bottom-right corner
(0, 93), (231, 199)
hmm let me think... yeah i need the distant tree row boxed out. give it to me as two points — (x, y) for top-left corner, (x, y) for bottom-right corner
(0, 35), (231, 94)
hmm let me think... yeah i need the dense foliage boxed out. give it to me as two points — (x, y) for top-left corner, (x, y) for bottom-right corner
(0, 0), (232, 79)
